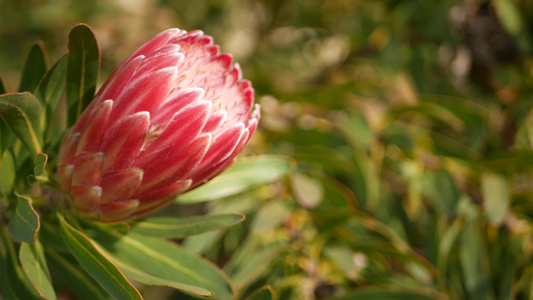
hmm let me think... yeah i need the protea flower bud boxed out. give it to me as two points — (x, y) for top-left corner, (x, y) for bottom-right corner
(57, 29), (260, 222)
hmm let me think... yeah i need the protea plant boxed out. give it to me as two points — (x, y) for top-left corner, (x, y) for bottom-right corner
(56, 28), (260, 222)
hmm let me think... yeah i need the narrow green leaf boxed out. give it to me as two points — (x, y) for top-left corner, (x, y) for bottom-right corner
(247, 286), (275, 300)
(18, 42), (48, 93)
(0, 92), (43, 156)
(130, 214), (244, 238)
(33, 152), (48, 177)
(57, 214), (142, 300)
(7, 193), (40, 243)
(45, 247), (112, 300)
(19, 243), (56, 299)
(91, 230), (234, 298)
(35, 54), (68, 133)
(178, 155), (294, 203)
(66, 24), (99, 127)
(0, 149), (16, 195)
(96, 252), (214, 297)
(460, 218), (489, 300)
(481, 173), (508, 225)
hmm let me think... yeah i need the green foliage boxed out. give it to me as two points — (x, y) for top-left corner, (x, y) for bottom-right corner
(66, 24), (99, 127)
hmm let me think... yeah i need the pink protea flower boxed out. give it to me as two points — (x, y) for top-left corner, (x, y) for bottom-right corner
(56, 29), (260, 222)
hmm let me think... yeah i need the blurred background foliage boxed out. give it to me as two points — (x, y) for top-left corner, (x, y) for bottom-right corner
(2, 0), (533, 299)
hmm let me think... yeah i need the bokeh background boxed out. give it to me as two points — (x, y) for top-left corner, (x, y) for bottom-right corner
(2, 0), (533, 299)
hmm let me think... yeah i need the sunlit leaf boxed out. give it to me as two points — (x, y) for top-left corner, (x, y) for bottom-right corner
(251, 201), (292, 233)
(66, 24), (99, 127)
(481, 172), (508, 225)
(291, 172), (324, 209)
(18, 42), (48, 93)
(130, 214), (245, 238)
(7, 193), (40, 243)
(492, 0), (522, 35)
(0, 92), (43, 156)
(19, 242), (56, 300)
(57, 214), (142, 300)
(91, 230), (234, 298)
(178, 155), (294, 203)
(99, 255), (214, 297)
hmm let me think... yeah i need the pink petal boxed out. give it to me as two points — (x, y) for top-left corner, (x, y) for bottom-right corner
(109, 67), (177, 122)
(71, 185), (102, 210)
(133, 179), (192, 217)
(100, 168), (144, 204)
(76, 100), (113, 153)
(189, 158), (235, 190)
(99, 200), (140, 222)
(202, 110), (226, 133)
(136, 101), (210, 163)
(136, 45), (184, 75)
(71, 152), (104, 186)
(139, 134), (212, 192)
(151, 88), (205, 126)
(57, 131), (79, 165)
(96, 56), (144, 102)
(129, 29), (184, 59)
(100, 112), (150, 172)
(196, 123), (244, 171)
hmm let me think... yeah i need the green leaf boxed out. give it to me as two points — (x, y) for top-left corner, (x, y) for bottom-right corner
(91, 230), (234, 298)
(178, 155), (294, 203)
(481, 173), (508, 225)
(130, 214), (245, 238)
(492, 0), (522, 35)
(18, 42), (48, 93)
(460, 218), (490, 300)
(0, 92), (43, 156)
(0, 149), (16, 195)
(33, 152), (48, 177)
(247, 286), (275, 300)
(19, 242), (56, 299)
(35, 54), (68, 135)
(7, 193), (40, 243)
(99, 255), (214, 297)
(45, 247), (112, 300)
(57, 214), (142, 300)
(66, 24), (100, 127)
(291, 172), (324, 209)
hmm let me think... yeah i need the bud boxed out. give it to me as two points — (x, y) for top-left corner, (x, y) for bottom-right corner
(57, 29), (260, 222)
